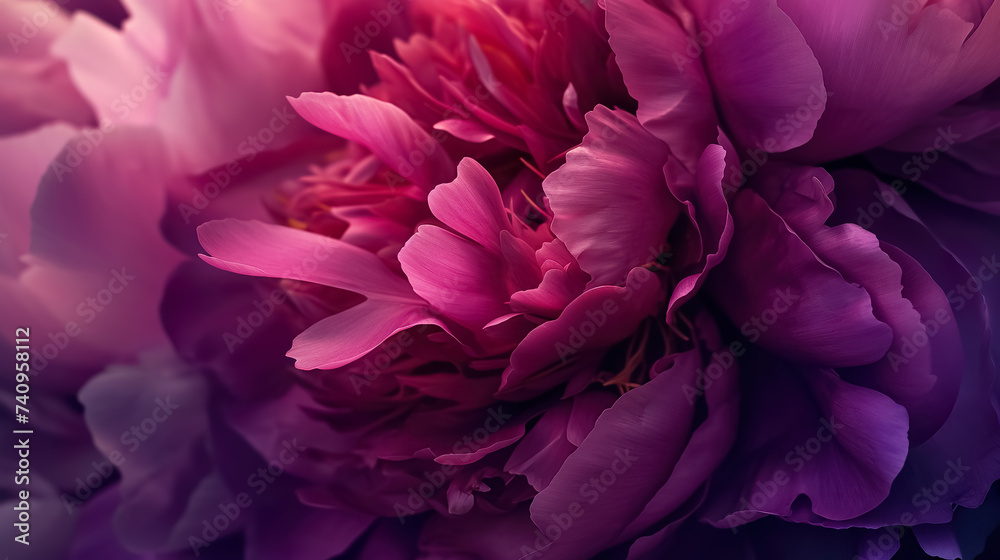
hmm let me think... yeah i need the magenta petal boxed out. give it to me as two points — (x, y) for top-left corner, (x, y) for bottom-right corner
(432, 422), (526, 466)
(869, 148), (1000, 216)
(198, 218), (418, 301)
(695, 0), (826, 152)
(781, 0), (1000, 161)
(545, 106), (680, 287)
(290, 92), (455, 190)
(665, 143), (734, 320)
(63, 485), (147, 560)
(510, 264), (588, 319)
(500, 230), (544, 293)
(426, 158), (512, 255)
(623, 319), (740, 537)
(527, 351), (703, 558)
(0, 52), (94, 136)
(565, 391), (619, 447)
(399, 225), (510, 329)
(604, 0), (717, 169)
(500, 267), (663, 399)
(434, 119), (496, 143)
(289, 300), (443, 370)
(607, 0), (826, 163)
(505, 392), (615, 492)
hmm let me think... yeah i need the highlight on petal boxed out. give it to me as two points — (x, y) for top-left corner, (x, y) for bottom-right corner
(289, 299), (444, 370)
(545, 106), (681, 288)
(426, 158), (512, 255)
(198, 218), (418, 301)
(290, 92), (455, 190)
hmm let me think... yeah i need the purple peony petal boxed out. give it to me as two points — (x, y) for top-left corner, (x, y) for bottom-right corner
(702, 362), (910, 527)
(708, 188), (894, 367)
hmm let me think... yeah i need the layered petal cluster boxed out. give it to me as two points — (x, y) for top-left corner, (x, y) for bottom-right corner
(324, 0), (633, 170)
(196, 105), (741, 558)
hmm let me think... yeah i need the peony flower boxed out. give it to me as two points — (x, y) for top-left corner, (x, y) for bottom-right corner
(196, 101), (740, 558)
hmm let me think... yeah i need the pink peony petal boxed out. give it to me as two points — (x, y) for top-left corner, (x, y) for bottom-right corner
(290, 92), (455, 190)
(545, 106), (681, 288)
